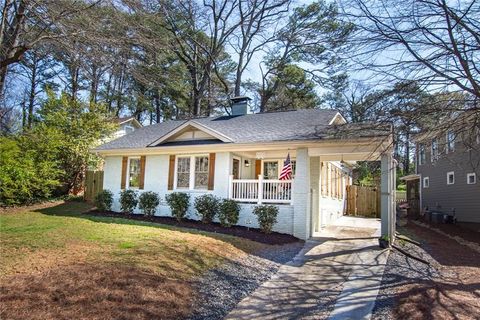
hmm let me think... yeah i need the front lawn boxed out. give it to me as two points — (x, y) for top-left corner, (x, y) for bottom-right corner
(0, 201), (269, 319)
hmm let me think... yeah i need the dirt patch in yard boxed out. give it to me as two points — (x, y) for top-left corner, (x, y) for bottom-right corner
(87, 210), (302, 245)
(373, 221), (480, 320)
(0, 264), (193, 320)
(414, 218), (480, 245)
(0, 200), (67, 214)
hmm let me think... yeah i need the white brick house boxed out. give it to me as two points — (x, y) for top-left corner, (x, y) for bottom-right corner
(94, 100), (396, 240)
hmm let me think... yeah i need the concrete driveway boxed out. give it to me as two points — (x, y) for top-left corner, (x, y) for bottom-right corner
(226, 217), (388, 320)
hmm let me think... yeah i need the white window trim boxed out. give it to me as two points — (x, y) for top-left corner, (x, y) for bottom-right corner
(126, 156), (141, 189)
(467, 173), (476, 185)
(446, 131), (455, 154)
(423, 177), (429, 188)
(447, 171), (455, 185)
(431, 138), (438, 162)
(174, 154), (209, 191)
(418, 144), (425, 165)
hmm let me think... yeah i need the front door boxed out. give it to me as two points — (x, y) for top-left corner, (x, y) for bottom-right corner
(233, 158), (240, 179)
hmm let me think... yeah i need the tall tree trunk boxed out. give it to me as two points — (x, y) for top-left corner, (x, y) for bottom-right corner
(404, 130), (410, 175)
(234, 51), (245, 96)
(89, 64), (98, 106)
(0, 66), (7, 98)
(70, 64), (80, 101)
(154, 91), (161, 123)
(192, 94), (201, 117)
(21, 99), (26, 129)
(27, 59), (37, 128)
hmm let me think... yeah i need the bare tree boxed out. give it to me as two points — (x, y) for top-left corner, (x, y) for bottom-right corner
(0, 0), (100, 96)
(231, 0), (290, 96)
(160, 0), (241, 116)
(17, 45), (58, 128)
(342, 0), (480, 99)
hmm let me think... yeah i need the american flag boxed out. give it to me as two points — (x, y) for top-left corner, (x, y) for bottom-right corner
(279, 153), (292, 180)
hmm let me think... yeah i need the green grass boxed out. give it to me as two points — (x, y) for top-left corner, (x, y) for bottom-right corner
(0, 201), (261, 279)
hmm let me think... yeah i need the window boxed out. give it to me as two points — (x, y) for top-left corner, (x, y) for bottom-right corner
(194, 156), (209, 189)
(423, 177), (429, 188)
(176, 157), (190, 188)
(446, 131), (455, 153)
(263, 161), (278, 179)
(175, 155), (209, 190)
(431, 138), (438, 162)
(291, 160), (296, 177)
(447, 171), (455, 185)
(128, 157), (141, 188)
(467, 173), (476, 185)
(418, 144), (426, 165)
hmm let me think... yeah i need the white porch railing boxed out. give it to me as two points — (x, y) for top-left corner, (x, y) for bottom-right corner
(228, 175), (293, 204)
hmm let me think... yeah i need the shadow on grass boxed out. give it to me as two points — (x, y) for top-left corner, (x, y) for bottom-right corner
(34, 201), (304, 264)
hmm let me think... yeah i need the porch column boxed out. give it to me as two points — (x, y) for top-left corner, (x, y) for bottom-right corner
(292, 148), (311, 240)
(380, 152), (395, 240)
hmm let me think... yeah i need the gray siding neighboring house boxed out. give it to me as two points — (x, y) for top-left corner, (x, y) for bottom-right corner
(416, 129), (480, 223)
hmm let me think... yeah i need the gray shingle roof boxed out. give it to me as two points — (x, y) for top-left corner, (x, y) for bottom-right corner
(96, 109), (378, 151)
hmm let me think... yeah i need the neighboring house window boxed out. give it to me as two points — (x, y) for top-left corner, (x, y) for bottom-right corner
(128, 157), (141, 188)
(446, 131), (455, 153)
(263, 161), (279, 180)
(447, 171), (455, 185)
(418, 144), (426, 165)
(431, 138), (438, 162)
(467, 173), (476, 185)
(423, 177), (429, 188)
(175, 155), (209, 190)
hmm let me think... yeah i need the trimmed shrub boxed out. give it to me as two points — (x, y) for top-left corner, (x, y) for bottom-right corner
(119, 189), (138, 214)
(139, 191), (160, 216)
(253, 205), (278, 234)
(165, 192), (190, 221)
(94, 189), (113, 211)
(218, 199), (240, 227)
(194, 194), (219, 223)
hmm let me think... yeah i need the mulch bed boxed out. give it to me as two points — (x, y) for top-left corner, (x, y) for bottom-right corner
(85, 210), (302, 245)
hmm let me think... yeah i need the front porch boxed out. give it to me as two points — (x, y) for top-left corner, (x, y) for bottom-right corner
(222, 140), (395, 241)
(229, 175), (293, 204)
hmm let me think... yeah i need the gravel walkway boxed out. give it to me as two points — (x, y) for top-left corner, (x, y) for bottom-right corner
(188, 242), (304, 320)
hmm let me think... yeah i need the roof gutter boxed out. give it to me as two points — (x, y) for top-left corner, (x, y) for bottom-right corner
(93, 135), (393, 157)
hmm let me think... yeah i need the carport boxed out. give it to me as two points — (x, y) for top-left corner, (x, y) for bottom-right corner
(296, 133), (396, 242)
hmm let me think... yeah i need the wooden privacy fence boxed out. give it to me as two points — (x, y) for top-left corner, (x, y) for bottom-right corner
(346, 185), (381, 218)
(84, 170), (104, 202)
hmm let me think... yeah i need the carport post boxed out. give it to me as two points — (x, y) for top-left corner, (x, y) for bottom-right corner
(292, 148), (311, 240)
(380, 153), (395, 241)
